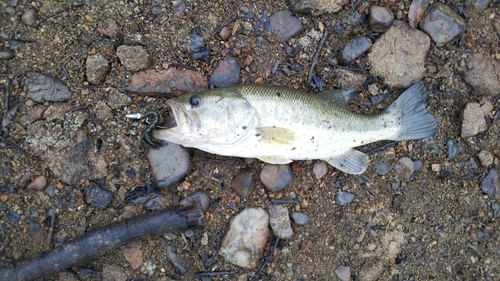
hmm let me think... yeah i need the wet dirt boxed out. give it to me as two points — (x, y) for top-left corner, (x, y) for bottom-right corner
(1, 0), (499, 280)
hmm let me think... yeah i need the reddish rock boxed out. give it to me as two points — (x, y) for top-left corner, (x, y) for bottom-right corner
(127, 68), (208, 97)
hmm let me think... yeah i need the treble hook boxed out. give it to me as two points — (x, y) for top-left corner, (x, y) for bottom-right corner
(125, 111), (162, 149)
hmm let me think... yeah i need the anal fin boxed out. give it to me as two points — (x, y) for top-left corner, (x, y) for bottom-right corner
(326, 149), (369, 174)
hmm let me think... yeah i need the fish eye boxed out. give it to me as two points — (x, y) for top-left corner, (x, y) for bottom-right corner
(189, 95), (202, 108)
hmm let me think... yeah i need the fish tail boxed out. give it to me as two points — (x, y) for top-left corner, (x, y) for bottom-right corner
(387, 81), (437, 141)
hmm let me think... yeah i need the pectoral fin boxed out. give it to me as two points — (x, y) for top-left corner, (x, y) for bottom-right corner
(257, 156), (292, 164)
(257, 127), (296, 145)
(326, 149), (369, 174)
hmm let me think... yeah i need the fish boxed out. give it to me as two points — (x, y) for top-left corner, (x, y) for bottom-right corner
(152, 81), (436, 174)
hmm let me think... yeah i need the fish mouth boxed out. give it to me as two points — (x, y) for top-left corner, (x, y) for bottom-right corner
(153, 99), (200, 140)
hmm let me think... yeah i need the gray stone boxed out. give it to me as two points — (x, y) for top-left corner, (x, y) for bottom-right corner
(447, 139), (459, 160)
(419, 2), (467, 47)
(25, 72), (72, 103)
(209, 56), (240, 87)
(481, 169), (498, 199)
(220, 208), (269, 269)
(291, 211), (310, 225)
(166, 246), (190, 274)
(376, 162), (391, 176)
(20, 8), (38, 26)
(0, 48), (15, 60)
(190, 28), (209, 62)
(341, 36), (372, 62)
(85, 183), (113, 209)
(395, 157), (414, 181)
(461, 103), (487, 137)
(369, 6), (394, 32)
(462, 54), (500, 96)
(231, 168), (256, 198)
(367, 21), (430, 88)
(269, 10), (302, 43)
(313, 161), (328, 179)
(180, 191), (210, 211)
(473, 0), (492, 10)
(290, 0), (348, 15)
(346, 11), (367, 26)
(86, 54), (109, 84)
(268, 205), (293, 239)
(260, 164), (292, 192)
(334, 265), (351, 281)
(116, 45), (150, 71)
(335, 191), (355, 206)
(147, 142), (190, 189)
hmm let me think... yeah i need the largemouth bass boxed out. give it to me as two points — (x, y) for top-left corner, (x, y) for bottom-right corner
(153, 82), (436, 174)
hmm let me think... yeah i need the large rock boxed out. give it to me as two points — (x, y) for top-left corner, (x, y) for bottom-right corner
(419, 2), (466, 47)
(147, 142), (190, 189)
(219, 208), (269, 269)
(367, 21), (430, 88)
(126, 68), (208, 96)
(290, 0), (348, 15)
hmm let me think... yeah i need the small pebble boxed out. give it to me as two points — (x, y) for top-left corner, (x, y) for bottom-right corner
(447, 139), (459, 160)
(0, 49), (15, 60)
(269, 10), (303, 43)
(395, 157), (414, 181)
(335, 191), (356, 206)
(85, 183), (113, 209)
(29, 219), (42, 240)
(116, 45), (150, 71)
(481, 169), (498, 199)
(190, 28), (209, 62)
(26, 175), (47, 191)
(20, 8), (38, 26)
(220, 26), (232, 41)
(44, 185), (56, 198)
(462, 54), (500, 96)
(230, 168), (255, 198)
(166, 246), (190, 273)
(97, 18), (118, 37)
(268, 205), (293, 239)
(408, 0), (428, 27)
(86, 54), (110, 84)
(260, 164), (292, 192)
(209, 56), (241, 87)
(376, 162), (391, 176)
(334, 265), (351, 281)
(179, 191), (210, 211)
(184, 229), (194, 238)
(461, 103), (487, 137)
(291, 211), (310, 226)
(347, 11), (367, 26)
(478, 150), (494, 167)
(8, 210), (20, 223)
(312, 161), (328, 179)
(369, 6), (394, 32)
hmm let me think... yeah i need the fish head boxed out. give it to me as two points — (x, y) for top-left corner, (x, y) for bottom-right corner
(153, 91), (257, 147)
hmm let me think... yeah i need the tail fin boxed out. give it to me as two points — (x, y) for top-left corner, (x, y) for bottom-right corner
(387, 81), (437, 141)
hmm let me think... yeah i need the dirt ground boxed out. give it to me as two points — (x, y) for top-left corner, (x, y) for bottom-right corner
(1, 0), (500, 280)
